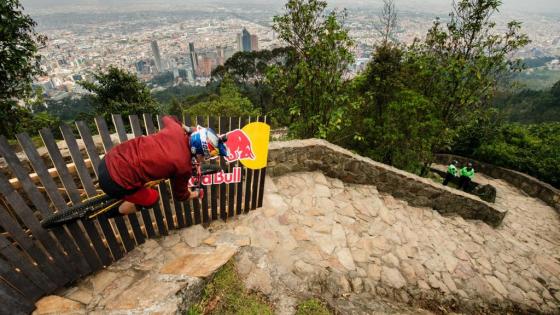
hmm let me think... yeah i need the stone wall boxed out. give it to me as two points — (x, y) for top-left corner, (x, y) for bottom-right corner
(267, 140), (507, 227)
(435, 154), (560, 212)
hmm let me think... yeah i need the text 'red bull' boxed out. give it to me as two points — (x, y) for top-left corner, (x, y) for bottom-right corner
(225, 129), (255, 162)
(188, 167), (242, 187)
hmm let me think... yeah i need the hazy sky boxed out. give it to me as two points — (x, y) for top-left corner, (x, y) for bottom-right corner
(21, 0), (560, 15)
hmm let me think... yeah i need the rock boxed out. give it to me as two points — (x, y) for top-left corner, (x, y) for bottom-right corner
(472, 184), (497, 203)
(535, 255), (560, 276)
(378, 207), (397, 225)
(381, 267), (406, 289)
(263, 193), (289, 212)
(160, 246), (237, 278)
(314, 184), (331, 197)
(462, 242), (481, 254)
(444, 255), (458, 273)
(33, 296), (84, 314)
(336, 204), (356, 218)
(294, 260), (315, 277)
(315, 234), (336, 255)
(103, 274), (188, 311)
(370, 236), (392, 255)
(290, 226), (310, 241)
(400, 262), (417, 284)
(336, 247), (357, 271)
(245, 268), (273, 295)
(65, 288), (93, 305)
(527, 291), (543, 304)
(91, 270), (119, 294)
(161, 233), (181, 248)
(350, 247), (369, 263)
(454, 248), (470, 261)
(382, 253), (400, 268)
(332, 223), (347, 248)
(418, 280), (431, 290)
(506, 284), (526, 304)
(441, 272), (458, 293)
(367, 264), (382, 282)
(181, 225), (210, 248)
(326, 273), (352, 296)
(351, 277), (364, 294)
(428, 275), (444, 289)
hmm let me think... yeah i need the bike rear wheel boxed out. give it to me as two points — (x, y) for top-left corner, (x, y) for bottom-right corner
(41, 194), (116, 228)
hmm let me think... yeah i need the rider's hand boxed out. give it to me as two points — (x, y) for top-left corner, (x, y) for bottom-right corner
(188, 188), (200, 200)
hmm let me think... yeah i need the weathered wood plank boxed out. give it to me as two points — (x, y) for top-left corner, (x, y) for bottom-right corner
(76, 121), (102, 178)
(0, 255), (43, 301)
(0, 233), (52, 294)
(39, 128), (116, 266)
(93, 118), (136, 252)
(0, 172), (70, 287)
(60, 124), (116, 264)
(236, 117), (248, 216)
(208, 116), (218, 222)
(219, 116), (229, 220)
(112, 114), (146, 245)
(244, 117), (254, 213)
(250, 116), (264, 210)
(0, 136), (81, 278)
(196, 116), (210, 224)
(228, 117), (240, 218)
(16, 133), (92, 275)
(257, 116), (270, 208)
(0, 279), (34, 315)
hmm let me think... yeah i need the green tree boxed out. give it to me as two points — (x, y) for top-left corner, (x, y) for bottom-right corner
(267, 0), (354, 138)
(185, 75), (260, 117)
(212, 47), (295, 113)
(165, 97), (183, 118)
(0, 0), (47, 137)
(409, 0), (530, 129)
(79, 66), (159, 121)
(551, 79), (560, 99)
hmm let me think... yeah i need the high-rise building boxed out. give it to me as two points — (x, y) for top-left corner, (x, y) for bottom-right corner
(237, 28), (252, 52)
(188, 42), (198, 79)
(217, 46), (225, 65)
(250, 34), (259, 51)
(151, 40), (163, 73)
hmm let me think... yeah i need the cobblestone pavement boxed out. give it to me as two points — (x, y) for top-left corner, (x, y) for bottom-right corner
(228, 172), (560, 314)
(34, 171), (560, 314)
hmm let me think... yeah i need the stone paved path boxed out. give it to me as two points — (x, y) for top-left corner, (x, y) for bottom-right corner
(34, 171), (560, 314)
(229, 172), (560, 314)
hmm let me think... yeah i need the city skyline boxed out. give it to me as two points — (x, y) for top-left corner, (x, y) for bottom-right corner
(20, 0), (560, 100)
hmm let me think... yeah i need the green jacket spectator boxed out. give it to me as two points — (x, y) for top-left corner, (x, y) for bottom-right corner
(460, 166), (475, 179)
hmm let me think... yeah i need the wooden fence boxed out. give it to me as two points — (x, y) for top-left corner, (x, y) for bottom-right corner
(0, 114), (268, 314)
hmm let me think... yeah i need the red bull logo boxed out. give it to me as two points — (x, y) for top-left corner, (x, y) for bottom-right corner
(222, 121), (270, 170)
(188, 167), (242, 187)
(225, 129), (255, 162)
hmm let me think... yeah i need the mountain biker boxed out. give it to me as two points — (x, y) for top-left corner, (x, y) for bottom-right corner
(458, 162), (475, 191)
(97, 115), (228, 217)
(442, 160), (459, 186)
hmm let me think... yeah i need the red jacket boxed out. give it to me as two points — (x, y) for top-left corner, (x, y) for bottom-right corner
(105, 116), (192, 200)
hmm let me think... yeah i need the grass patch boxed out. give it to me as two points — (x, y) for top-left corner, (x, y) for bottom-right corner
(295, 298), (332, 315)
(186, 260), (273, 315)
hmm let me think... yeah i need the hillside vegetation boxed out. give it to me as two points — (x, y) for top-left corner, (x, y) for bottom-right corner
(2, 0), (559, 188)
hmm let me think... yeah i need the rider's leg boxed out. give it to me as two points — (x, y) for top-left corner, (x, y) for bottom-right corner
(118, 201), (137, 215)
(120, 187), (160, 213)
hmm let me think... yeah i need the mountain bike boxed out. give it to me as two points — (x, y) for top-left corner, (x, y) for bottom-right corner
(40, 162), (222, 229)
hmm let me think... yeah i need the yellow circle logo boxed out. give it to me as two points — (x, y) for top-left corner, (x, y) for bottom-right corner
(225, 122), (270, 170)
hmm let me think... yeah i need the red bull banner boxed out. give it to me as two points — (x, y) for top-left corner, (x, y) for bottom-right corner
(225, 121), (270, 170)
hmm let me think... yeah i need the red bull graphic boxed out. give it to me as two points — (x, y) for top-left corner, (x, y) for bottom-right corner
(188, 167), (242, 187)
(225, 129), (255, 162)
(222, 121), (270, 170)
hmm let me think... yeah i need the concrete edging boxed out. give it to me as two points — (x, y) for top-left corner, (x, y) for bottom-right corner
(267, 139), (507, 227)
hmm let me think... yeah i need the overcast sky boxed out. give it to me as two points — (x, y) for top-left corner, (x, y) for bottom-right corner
(21, 0), (560, 15)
